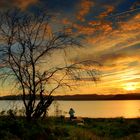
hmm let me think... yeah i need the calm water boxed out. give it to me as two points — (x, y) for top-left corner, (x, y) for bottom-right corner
(0, 100), (140, 118)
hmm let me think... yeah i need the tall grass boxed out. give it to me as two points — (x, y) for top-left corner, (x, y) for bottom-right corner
(0, 116), (140, 140)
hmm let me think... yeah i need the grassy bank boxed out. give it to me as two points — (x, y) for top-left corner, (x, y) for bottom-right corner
(0, 116), (140, 140)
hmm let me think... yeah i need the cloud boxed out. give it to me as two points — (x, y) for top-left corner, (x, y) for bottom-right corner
(67, 11), (140, 94)
(0, 0), (38, 10)
(73, 23), (96, 35)
(98, 5), (114, 19)
(13, 0), (38, 10)
(100, 53), (140, 70)
(99, 53), (126, 63)
(76, 0), (94, 22)
(118, 14), (140, 32)
(0, 0), (140, 94)
(61, 2), (115, 37)
(86, 13), (140, 52)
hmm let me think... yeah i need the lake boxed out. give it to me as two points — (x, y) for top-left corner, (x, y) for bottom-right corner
(0, 100), (140, 118)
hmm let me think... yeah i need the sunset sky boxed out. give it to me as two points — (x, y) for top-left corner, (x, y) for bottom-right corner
(0, 0), (140, 95)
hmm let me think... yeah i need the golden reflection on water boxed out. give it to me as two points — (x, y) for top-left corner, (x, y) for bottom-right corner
(50, 100), (140, 118)
(0, 100), (140, 118)
(121, 100), (140, 118)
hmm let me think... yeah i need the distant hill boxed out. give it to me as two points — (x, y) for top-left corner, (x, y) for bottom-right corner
(54, 93), (140, 100)
(1, 93), (140, 100)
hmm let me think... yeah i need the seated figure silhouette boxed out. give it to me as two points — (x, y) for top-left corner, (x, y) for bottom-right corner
(69, 108), (75, 120)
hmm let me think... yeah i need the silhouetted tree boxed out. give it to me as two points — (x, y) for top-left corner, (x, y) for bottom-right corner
(0, 10), (100, 120)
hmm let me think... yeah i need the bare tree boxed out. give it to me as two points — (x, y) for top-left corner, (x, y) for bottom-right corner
(0, 10), (100, 121)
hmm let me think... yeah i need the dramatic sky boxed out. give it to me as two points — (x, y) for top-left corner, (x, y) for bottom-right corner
(0, 0), (140, 95)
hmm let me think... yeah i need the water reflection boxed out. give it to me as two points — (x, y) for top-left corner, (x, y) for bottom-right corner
(0, 100), (140, 118)
(49, 100), (140, 118)
(122, 101), (140, 118)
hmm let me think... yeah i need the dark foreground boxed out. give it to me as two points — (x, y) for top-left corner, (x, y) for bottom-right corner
(0, 116), (140, 140)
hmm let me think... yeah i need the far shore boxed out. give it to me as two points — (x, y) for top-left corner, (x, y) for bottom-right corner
(1, 93), (140, 100)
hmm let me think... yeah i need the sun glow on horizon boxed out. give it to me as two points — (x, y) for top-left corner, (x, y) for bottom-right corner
(123, 82), (137, 91)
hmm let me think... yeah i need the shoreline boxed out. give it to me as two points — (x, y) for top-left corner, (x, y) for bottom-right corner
(1, 93), (140, 100)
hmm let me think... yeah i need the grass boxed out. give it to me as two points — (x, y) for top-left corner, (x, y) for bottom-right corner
(0, 116), (140, 140)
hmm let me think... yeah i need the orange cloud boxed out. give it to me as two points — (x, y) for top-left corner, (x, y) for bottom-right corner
(118, 14), (140, 32)
(73, 24), (96, 35)
(13, 0), (38, 10)
(0, 0), (38, 10)
(62, 20), (112, 36)
(67, 11), (140, 95)
(88, 20), (112, 33)
(77, 0), (94, 22)
(62, 18), (71, 25)
(98, 5), (114, 19)
(61, 3), (113, 37)
(61, 19), (96, 36)
(59, 4), (140, 94)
